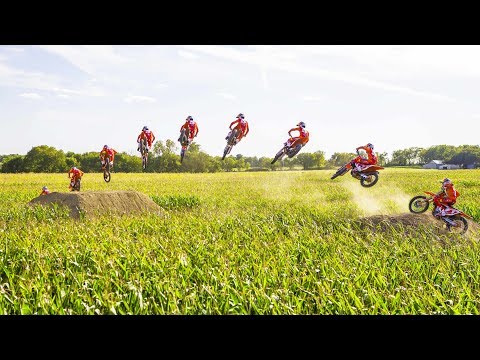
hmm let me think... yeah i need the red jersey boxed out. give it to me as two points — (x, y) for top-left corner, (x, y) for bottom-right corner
(181, 120), (198, 138)
(137, 130), (156, 146)
(289, 127), (309, 139)
(230, 119), (249, 135)
(68, 168), (84, 178)
(441, 185), (459, 204)
(357, 145), (377, 164)
(100, 148), (117, 160)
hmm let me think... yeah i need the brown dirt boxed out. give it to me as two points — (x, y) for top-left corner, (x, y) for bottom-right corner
(29, 191), (163, 219)
(357, 213), (480, 237)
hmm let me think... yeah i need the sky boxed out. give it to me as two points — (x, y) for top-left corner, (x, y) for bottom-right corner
(1, 45), (479, 160)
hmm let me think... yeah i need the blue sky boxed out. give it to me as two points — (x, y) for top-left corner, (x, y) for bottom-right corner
(1, 45), (479, 159)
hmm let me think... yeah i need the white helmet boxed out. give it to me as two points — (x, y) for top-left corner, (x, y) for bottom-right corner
(142, 126), (149, 131)
(441, 178), (453, 187)
(297, 121), (306, 128)
(42, 186), (48, 191)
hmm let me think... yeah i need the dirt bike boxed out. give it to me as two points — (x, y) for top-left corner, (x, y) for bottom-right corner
(179, 128), (191, 164)
(222, 128), (241, 160)
(70, 177), (81, 191)
(408, 191), (472, 234)
(271, 137), (305, 164)
(330, 151), (384, 187)
(102, 157), (111, 183)
(139, 138), (149, 170)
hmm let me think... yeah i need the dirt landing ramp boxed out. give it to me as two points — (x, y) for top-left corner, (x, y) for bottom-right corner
(357, 213), (480, 237)
(29, 191), (163, 219)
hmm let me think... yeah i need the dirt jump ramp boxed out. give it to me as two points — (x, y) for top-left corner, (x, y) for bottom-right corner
(357, 213), (480, 238)
(29, 191), (163, 219)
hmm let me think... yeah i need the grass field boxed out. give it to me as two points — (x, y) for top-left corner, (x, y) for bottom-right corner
(0, 168), (479, 314)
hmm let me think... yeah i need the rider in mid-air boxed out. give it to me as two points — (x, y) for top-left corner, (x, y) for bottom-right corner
(137, 126), (156, 153)
(178, 115), (199, 146)
(432, 178), (460, 218)
(351, 143), (377, 176)
(99, 145), (117, 170)
(285, 121), (309, 149)
(225, 113), (249, 144)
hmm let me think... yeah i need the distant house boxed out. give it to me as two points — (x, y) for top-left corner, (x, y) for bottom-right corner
(440, 164), (460, 170)
(423, 160), (460, 170)
(423, 160), (444, 169)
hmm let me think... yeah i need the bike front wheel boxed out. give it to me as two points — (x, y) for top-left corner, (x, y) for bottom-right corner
(222, 145), (231, 160)
(271, 147), (285, 164)
(104, 170), (111, 183)
(408, 195), (430, 213)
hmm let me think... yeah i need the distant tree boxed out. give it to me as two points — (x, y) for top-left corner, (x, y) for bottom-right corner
(152, 139), (180, 172)
(114, 152), (143, 172)
(222, 156), (236, 172)
(448, 145), (480, 167)
(78, 152), (101, 172)
(243, 156), (260, 168)
(207, 157), (223, 173)
(1, 155), (25, 173)
(390, 147), (423, 166)
(296, 153), (316, 170)
(377, 152), (389, 166)
(328, 152), (356, 167)
(312, 150), (326, 168)
(23, 145), (67, 172)
(419, 145), (457, 164)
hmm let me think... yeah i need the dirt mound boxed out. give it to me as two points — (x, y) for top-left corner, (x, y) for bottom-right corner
(357, 213), (480, 237)
(29, 191), (163, 219)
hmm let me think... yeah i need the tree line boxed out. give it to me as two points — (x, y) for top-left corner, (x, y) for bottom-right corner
(0, 142), (479, 173)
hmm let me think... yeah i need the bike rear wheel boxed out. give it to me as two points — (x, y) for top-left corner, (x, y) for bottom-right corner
(360, 172), (379, 187)
(408, 195), (430, 213)
(287, 144), (302, 158)
(446, 216), (468, 234)
(73, 179), (81, 191)
(228, 129), (238, 146)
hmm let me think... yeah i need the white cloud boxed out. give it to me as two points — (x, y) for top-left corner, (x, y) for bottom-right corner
(217, 92), (236, 100)
(3, 46), (25, 53)
(19, 92), (43, 100)
(178, 50), (200, 60)
(179, 45), (456, 101)
(303, 95), (327, 102)
(261, 69), (268, 90)
(0, 59), (106, 98)
(37, 45), (130, 76)
(124, 95), (157, 103)
(57, 94), (70, 99)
